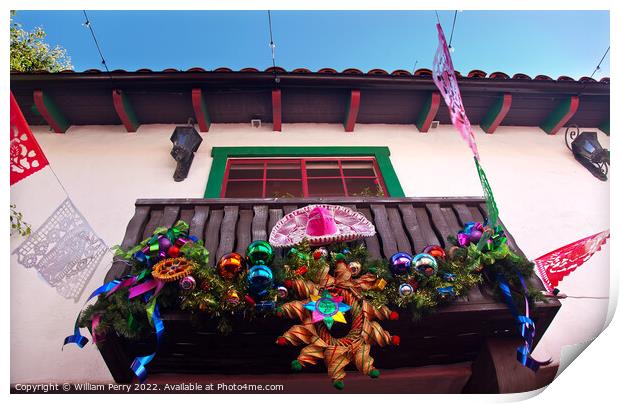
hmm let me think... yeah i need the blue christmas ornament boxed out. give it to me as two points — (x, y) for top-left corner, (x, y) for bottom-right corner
(247, 265), (274, 297)
(389, 252), (413, 276)
(413, 253), (438, 277)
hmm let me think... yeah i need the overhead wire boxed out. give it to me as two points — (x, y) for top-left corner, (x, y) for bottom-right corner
(41, 11), (115, 199)
(590, 46), (610, 78)
(82, 10), (120, 93)
(448, 10), (457, 51)
(267, 10), (279, 84)
(82, 11), (112, 75)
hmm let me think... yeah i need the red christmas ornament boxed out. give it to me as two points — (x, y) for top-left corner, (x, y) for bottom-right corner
(167, 245), (180, 258)
(389, 311), (399, 321)
(283, 279), (293, 289)
(391, 335), (401, 346)
(244, 295), (256, 306)
(312, 250), (323, 260)
(423, 245), (447, 260)
(276, 336), (287, 346)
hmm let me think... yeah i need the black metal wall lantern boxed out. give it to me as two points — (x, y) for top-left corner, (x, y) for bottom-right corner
(565, 126), (610, 181)
(170, 119), (203, 182)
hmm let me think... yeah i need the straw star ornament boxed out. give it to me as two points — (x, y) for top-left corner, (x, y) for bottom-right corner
(303, 290), (351, 329)
(276, 260), (399, 389)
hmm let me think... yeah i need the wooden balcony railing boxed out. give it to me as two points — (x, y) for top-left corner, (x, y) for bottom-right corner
(99, 197), (560, 393)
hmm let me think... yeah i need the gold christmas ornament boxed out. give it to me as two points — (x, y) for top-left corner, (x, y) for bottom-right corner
(373, 278), (387, 290)
(152, 257), (195, 282)
(348, 261), (362, 276)
(225, 289), (240, 305)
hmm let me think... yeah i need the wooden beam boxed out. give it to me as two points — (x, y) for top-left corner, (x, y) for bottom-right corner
(33, 90), (70, 133)
(272, 89), (282, 132)
(112, 90), (140, 132)
(415, 92), (440, 132)
(191, 88), (211, 132)
(599, 118), (609, 136)
(343, 90), (361, 132)
(481, 93), (512, 134)
(464, 338), (559, 393)
(540, 95), (579, 135)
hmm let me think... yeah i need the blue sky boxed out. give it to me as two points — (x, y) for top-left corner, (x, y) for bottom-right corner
(12, 10), (610, 79)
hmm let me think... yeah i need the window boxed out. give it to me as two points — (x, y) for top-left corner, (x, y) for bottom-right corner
(221, 158), (387, 198)
(204, 147), (404, 198)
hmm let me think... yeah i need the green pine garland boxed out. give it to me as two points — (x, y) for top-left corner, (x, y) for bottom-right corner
(78, 220), (542, 341)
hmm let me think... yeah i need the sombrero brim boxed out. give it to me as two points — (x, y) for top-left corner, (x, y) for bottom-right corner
(269, 204), (376, 248)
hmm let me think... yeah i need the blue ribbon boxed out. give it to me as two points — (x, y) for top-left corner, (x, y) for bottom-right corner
(133, 250), (150, 267)
(496, 274), (551, 372)
(63, 279), (122, 349)
(437, 286), (455, 296)
(130, 296), (164, 383)
(65, 223), (195, 379)
(131, 353), (156, 383)
(256, 301), (276, 311)
(63, 327), (88, 348)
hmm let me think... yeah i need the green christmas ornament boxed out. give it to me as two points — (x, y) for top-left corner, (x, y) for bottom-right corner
(246, 240), (274, 266)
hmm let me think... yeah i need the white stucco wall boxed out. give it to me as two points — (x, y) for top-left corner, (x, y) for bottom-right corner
(10, 122), (610, 383)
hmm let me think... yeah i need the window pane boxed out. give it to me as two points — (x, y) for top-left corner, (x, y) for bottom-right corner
(342, 160), (376, 177)
(266, 162), (301, 179)
(265, 180), (303, 198)
(345, 178), (384, 196)
(308, 178), (345, 196)
(228, 163), (264, 179)
(225, 181), (263, 198)
(306, 160), (341, 177)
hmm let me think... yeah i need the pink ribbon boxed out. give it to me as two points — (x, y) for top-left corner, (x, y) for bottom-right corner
(106, 276), (138, 297)
(91, 314), (103, 344)
(128, 278), (165, 299)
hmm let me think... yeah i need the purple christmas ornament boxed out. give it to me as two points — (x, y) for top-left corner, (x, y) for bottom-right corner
(389, 252), (413, 276)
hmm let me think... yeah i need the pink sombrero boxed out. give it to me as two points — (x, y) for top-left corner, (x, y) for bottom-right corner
(269, 204), (376, 248)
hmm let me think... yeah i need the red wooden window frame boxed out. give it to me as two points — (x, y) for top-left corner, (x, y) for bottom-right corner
(221, 157), (389, 198)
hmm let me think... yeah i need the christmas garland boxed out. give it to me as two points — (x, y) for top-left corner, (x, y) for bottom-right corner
(67, 218), (543, 387)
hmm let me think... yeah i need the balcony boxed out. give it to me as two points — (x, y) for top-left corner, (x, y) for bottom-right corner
(99, 197), (560, 393)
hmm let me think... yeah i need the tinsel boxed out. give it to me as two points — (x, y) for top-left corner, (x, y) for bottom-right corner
(72, 219), (543, 386)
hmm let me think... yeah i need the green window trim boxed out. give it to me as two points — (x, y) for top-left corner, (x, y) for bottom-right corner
(204, 146), (405, 198)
